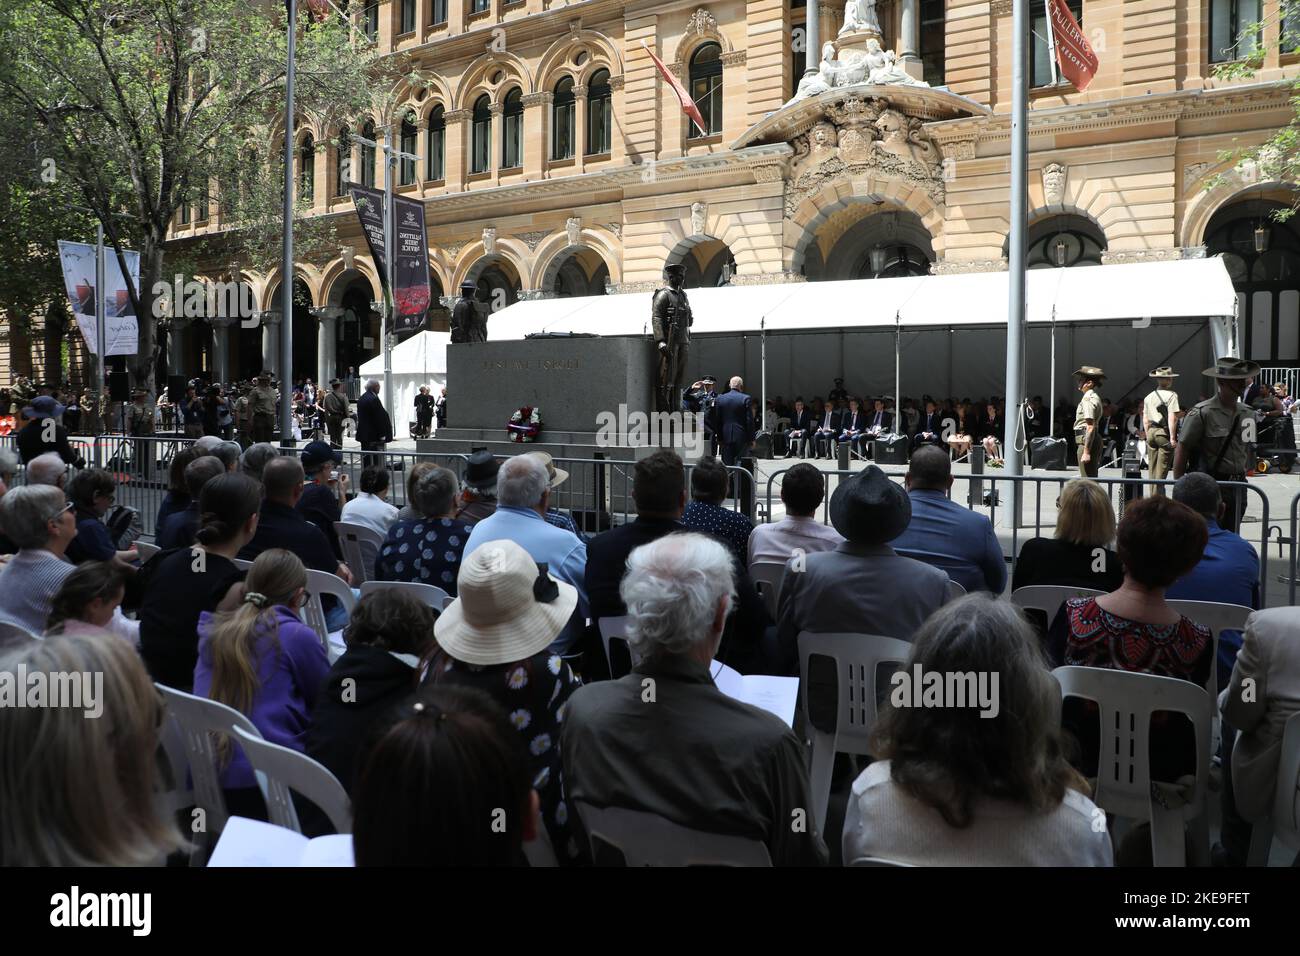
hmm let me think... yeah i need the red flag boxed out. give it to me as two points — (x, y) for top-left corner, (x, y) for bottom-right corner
(1047, 0), (1099, 91)
(641, 40), (708, 137)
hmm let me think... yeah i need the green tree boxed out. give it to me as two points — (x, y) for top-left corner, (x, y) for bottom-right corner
(1208, 0), (1300, 220)
(0, 0), (408, 390)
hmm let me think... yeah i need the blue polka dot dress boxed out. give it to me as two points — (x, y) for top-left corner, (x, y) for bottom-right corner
(373, 518), (475, 594)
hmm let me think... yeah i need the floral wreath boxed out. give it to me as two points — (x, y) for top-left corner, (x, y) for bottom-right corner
(507, 405), (542, 443)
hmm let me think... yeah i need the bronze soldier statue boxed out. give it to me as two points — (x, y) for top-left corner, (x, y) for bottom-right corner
(451, 280), (487, 344)
(652, 263), (693, 413)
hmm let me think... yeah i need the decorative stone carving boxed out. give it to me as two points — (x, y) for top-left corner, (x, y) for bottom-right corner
(685, 8), (718, 37)
(751, 163), (786, 183)
(875, 110), (940, 166)
(1101, 248), (1207, 265)
(443, 242), (464, 260)
(730, 271), (808, 285)
(840, 0), (882, 37)
(603, 221), (623, 238)
(934, 258), (1009, 275)
(942, 139), (977, 161)
(516, 230), (550, 250)
(690, 201), (707, 237)
(482, 227), (497, 254)
(1183, 161), (1215, 192)
(1041, 162), (1067, 205)
(719, 51), (747, 67)
(566, 216), (582, 246)
(443, 109), (472, 125)
(787, 6), (927, 104)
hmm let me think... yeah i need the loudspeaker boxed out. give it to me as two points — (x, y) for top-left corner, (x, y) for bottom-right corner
(1029, 436), (1068, 471)
(167, 375), (188, 401)
(108, 371), (130, 401)
(872, 434), (910, 465)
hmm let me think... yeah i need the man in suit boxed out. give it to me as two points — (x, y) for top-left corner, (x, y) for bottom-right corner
(837, 397), (867, 458)
(912, 398), (946, 451)
(784, 399), (814, 459)
(356, 378), (393, 470)
(1219, 607), (1300, 866)
(863, 398), (894, 459)
(776, 465), (949, 674)
(812, 400), (842, 459)
(889, 445), (1007, 594)
(711, 376), (757, 514)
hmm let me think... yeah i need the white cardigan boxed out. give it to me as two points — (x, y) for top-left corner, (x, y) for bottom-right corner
(842, 760), (1113, 866)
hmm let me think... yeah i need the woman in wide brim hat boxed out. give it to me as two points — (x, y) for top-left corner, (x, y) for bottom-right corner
(524, 450), (569, 490)
(428, 539), (585, 863)
(21, 394), (66, 420)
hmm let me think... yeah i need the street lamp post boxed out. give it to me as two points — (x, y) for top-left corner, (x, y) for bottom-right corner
(280, 0), (298, 447)
(1001, 0), (1030, 528)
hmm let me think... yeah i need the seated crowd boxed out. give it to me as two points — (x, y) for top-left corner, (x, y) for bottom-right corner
(0, 434), (1297, 869)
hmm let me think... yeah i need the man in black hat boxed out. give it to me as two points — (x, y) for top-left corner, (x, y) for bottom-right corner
(297, 439), (348, 559)
(652, 263), (693, 413)
(15, 394), (85, 468)
(322, 379), (350, 449)
(775, 466), (950, 672)
(1174, 358), (1260, 534)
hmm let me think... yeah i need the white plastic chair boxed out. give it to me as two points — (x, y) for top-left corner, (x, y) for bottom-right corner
(1165, 599), (1251, 696)
(749, 562), (786, 621)
(302, 568), (357, 649)
(231, 557), (253, 571)
(359, 579), (451, 611)
(797, 630), (913, 835)
(1010, 585), (1105, 628)
(230, 725), (352, 835)
(155, 683), (264, 853)
(945, 579), (967, 604)
(1052, 665), (1214, 867)
(1246, 711), (1300, 865)
(597, 615), (632, 679)
(574, 801), (771, 867)
(849, 856), (916, 867)
(335, 520), (384, 584)
(135, 540), (161, 563)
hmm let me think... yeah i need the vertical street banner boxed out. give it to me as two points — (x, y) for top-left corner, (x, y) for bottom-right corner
(347, 182), (431, 333)
(1047, 0), (1099, 92)
(57, 240), (140, 356)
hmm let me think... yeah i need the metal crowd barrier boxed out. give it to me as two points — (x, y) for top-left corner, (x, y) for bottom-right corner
(764, 467), (1273, 603)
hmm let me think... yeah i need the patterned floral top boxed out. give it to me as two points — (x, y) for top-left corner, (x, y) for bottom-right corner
(426, 649), (587, 865)
(373, 517), (474, 595)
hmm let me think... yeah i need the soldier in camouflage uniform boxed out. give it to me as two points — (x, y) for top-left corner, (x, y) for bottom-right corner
(1173, 357), (1259, 535)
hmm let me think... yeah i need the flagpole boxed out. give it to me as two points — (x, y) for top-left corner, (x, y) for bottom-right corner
(1002, 0), (1030, 529)
(280, 0), (297, 448)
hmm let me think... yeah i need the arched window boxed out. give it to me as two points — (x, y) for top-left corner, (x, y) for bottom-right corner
(470, 95), (491, 174)
(426, 105), (445, 181)
(1207, 201), (1300, 363)
(551, 76), (575, 161)
(400, 0), (416, 34)
(399, 111), (418, 185)
(586, 68), (611, 156)
(360, 120), (377, 187)
(363, 2), (379, 40)
(501, 87), (523, 169)
(1023, 216), (1106, 269)
(299, 134), (315, 202)
(689, 43), (723, 137)
(335, 126), (351, 196)
(431, 0), (448, 25)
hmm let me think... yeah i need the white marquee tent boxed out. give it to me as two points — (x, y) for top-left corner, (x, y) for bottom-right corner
(486, 258), (1238, 410)
(360, 330), (449, 438)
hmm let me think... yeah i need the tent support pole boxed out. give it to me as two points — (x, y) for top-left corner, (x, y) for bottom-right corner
(1001, 0), (1030, 529)
(894, 310), (901, 441)
(1049, 306), (1056, 439)
(761, 318), (767, 443)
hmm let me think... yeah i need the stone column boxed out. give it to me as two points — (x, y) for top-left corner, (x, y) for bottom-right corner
(521, 92), (549, 179)
(313, 307), (343, 385)
(573, 84), (588, 173)
(899, 0), (923, 79)
(209, 316), (236, 383)
(804, 0), (819, 76)
(260, 310), (282, 372)
(166, 318), (189, 378)
(444, 109), (470, 192)
(488, 102), (503, 184)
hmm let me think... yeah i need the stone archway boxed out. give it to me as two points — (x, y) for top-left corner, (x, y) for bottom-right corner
(796, 201), (935, 280)
(666, 236), (736, 288)
(325, 269), (380, 381)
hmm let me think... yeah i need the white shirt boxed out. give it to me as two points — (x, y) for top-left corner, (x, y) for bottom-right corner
(842, 760), (1113, 866)
(341, 492), (399, 537)
(747, 515), (845, 569)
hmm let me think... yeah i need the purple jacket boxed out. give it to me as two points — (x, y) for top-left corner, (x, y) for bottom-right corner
(194, 605), (330, 790)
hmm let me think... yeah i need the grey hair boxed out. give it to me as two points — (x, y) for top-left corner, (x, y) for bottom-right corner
(239, 443), (279, 482)
(0, 447), (17, 479)
(0, 484), (67, 549)
(412, 466), (459, 518)
(193, 435), (223, 455)
(730, 376), (743, 389)
(1172, 471), (1221, 521)
(213, 442), (242, 471)
(365, 378), (380, 391)
(496, 455), (548, 509)
(620, 533), (736, 663)
(25, 452), (67, 487)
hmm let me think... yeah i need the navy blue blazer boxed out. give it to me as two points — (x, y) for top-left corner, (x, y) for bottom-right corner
(712, 389), (756, 445)
(355, 390), (393, 444)
(787, 409), (814, 433)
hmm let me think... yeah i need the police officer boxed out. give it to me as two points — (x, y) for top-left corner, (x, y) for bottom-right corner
(1174, 358), (1260, 535)
(1142, 366), (1181, 489)
(1073, 366), (1105, 478)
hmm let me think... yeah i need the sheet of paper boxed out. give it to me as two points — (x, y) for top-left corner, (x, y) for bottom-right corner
(710, 660), (799, 728)
(208, 816), (307, 867)
(298, 834), (355, 868)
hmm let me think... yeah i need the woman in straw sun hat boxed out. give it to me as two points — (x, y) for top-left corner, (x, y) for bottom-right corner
(425, 539), (587, 864)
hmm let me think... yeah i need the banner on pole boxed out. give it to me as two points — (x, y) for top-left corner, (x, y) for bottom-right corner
(641, 40), (708, 137)
(1047, 0), (1099, 92)
(347, 182), (430, 333)
(57, 240), (140, 356)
